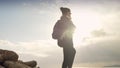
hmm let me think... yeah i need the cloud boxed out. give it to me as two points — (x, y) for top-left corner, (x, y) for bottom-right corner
(0, 40), (59, 57)
(0, 39), (62, 68)
(91, 29), (107, 37)
(0, 40), (14, 45)
(99, 11), (120, 36)
(75, 35), (120, 66)
(1, 35), (120, 67)
(17, 36), (120, 67)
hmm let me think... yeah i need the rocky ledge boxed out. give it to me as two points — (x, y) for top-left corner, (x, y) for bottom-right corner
(0, 49), (39, 68)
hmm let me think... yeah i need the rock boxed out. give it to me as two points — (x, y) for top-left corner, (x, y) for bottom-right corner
(0, 65), (4, 68)
(19, 60), (37, 67)
(0, 55), (4, 63)
(0, 49), (18, 62)
(0, 49), (39, 68)
(4, 61), (31, 68)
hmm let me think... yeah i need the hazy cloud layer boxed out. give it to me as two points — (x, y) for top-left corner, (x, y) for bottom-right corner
(0, 34), (120, 67)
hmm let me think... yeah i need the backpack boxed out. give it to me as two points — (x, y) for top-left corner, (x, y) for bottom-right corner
(52, 20), (63, 39)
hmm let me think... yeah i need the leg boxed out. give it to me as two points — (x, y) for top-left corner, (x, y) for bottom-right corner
(68, 48), (76, 68)
(62, 48), (69, 68)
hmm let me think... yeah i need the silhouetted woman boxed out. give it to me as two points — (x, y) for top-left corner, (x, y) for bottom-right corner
(52, 7), (76, 68)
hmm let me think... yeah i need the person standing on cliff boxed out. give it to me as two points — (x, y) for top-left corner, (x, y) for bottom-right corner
(52, 7), (76, 68)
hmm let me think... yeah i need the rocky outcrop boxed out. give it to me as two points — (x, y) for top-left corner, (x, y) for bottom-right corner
(0, 49), (39, 68)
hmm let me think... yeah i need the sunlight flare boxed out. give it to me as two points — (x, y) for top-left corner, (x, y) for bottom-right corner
(72, 10), (102, 46)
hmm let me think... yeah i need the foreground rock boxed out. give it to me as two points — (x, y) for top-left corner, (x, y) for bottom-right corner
(0, 49), (39, 68)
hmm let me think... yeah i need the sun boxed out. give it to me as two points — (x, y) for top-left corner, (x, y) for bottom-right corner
(72, 10), (102, 46)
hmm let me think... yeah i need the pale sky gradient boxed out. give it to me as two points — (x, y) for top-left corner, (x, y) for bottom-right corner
(0, 0), (120, 68)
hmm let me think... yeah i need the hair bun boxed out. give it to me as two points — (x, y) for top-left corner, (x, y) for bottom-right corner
(60, 7), (70, 15)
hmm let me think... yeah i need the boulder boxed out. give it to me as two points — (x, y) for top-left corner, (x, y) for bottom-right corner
(0, 55), (4, 63)
(0, 49), (18, 62)
(0, 65), (4, 68)
(4, 61), (31, 68)
(18, 60), (37, 67)
(0, 49), (39, 68)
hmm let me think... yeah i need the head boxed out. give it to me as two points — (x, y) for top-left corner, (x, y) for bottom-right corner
(60, 7), (71, 18)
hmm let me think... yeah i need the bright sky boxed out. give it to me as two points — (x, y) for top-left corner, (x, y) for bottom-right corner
(0, 0), (120, 68)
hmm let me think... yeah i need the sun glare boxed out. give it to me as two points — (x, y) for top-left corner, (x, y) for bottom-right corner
(72, 10), (102, 46)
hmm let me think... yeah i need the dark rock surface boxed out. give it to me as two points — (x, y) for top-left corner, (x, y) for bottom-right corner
(0, 49), (39, 68)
